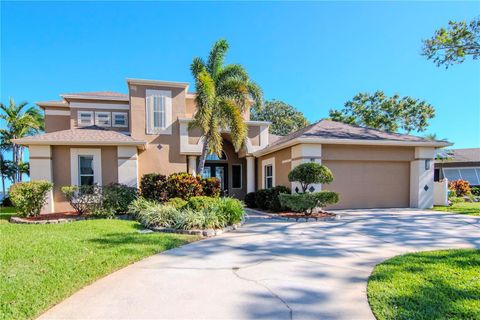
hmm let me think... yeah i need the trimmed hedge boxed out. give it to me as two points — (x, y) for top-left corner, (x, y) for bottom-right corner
(279, 191), (339, 215)
(9, 181), (53, 217)
(249, 186), (291, 212)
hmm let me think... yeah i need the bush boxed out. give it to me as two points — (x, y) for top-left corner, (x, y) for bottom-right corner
(253, 186), (291, 212)
(130, 196), (245, 230)
(449, 196), (465, 204)
(61, 185), (102, 215)
(90, 207), (116, 219)
(449, 179), (471, 197)
(166, 172), (203, 200)
(288, 162), (333, 192)
(201, 177), (221, 197)
(102, 183), (138, 214)
(213, 197), (244, 225)
(9, 181), (53, 217)
(280, 191), (339, 215)
(186, 196), (218, 211)
(166, 197), (187, 209)
(471, 186), (480, 196)
(244, 192), (257, 208)
(140, 173), (168, 201)
(1, 195), (13, 207)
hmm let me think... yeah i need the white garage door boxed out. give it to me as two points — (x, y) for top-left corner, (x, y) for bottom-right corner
(322, 160), (410, 209)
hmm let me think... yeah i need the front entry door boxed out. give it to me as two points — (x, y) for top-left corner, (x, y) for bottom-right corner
(203, 163), (228, 194)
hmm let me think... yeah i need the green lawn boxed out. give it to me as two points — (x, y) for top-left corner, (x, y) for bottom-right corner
(0, 207), (197, 319)
(368, 249), (480, 320)
(433, 202), (480, 216)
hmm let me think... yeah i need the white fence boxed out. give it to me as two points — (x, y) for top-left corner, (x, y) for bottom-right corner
(433, 179), (449, 206)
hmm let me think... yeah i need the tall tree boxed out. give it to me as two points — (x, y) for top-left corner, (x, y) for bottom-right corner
(422, 17), (480, 68)
(329, 91), (435, 133)
(251, 99), (309, 136)
(0, 98), (43, 182)
(190, 39), (262, 174)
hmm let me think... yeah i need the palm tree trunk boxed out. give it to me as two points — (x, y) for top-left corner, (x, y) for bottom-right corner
(18, 146), (24, 181)
(197, 138), (209, 176)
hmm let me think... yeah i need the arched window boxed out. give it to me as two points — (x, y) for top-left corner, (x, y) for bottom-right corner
(206, 151), (227, 161)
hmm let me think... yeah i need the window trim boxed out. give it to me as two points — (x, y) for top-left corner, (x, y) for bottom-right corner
(232, 164), (242, 189)
(112, 112), (128, 128)
(77, 111), (94, 127)
(78, 155), (95, 186)
(70, 148), (102, 186)
(95, 111), (111, 127)
(146, 89), (172, 135)
(261, 157), (275, 189)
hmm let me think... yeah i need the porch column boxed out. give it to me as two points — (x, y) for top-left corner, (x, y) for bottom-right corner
(246, 156), (255, 193)
(29, 145), (54, 213)
(188, 155), (198, 175)
(291, 144), (322, 193)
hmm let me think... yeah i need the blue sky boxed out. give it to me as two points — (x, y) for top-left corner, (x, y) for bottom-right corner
(1, 1), (479, 153)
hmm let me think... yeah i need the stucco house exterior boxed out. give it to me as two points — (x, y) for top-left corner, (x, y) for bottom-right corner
(14, 78), (451, 212)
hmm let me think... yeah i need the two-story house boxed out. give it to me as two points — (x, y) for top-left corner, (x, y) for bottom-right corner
(15, 78), (451, 212)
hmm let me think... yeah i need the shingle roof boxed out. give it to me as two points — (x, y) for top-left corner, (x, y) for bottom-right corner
(14, 126), (145, 148)
(436, 148), (480, 163)
(256, 119), (451, 155)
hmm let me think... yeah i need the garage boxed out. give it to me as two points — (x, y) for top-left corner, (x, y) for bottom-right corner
(323, 160), (410, 209)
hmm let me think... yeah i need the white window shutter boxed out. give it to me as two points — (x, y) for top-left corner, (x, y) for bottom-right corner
(146, 95), (152, 134)
(164, 94), (172, 129)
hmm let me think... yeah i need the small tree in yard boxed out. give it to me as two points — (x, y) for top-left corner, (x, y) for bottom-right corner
(280, 162), (339, 215)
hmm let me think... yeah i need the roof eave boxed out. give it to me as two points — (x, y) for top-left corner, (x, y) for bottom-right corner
(60, 95), (129, 102)
(13, 139), (146, 150)
(126, 78), (189, 91)
(253, 138), (453, 157)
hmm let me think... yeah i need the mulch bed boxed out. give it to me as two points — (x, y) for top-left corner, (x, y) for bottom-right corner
(274, 211), (336, 219)
(23, 212), (80, 221)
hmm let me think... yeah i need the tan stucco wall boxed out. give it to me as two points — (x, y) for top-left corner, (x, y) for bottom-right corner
(51, 145), (119, 212)
(188, 127), (203, 144)
(256, 146), (292, 189)
(129, 84), (187, 177)
(217, 139), (247, 199)
(45, 115), (71, 133)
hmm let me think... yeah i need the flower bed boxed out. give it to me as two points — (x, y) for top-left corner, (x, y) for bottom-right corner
(246, 207), (339, 222)
(10, 212), (84, 224)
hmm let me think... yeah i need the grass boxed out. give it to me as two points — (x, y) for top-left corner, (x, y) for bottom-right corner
(0, 207), (198, 319)
(432, 201), (480, 216)
(368, 249), (480, 320)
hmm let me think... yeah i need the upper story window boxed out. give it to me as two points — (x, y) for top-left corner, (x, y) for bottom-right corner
(95, 112), (111, 127)
(112, 112), (128, 128)
(78, 111), (94, 126)
(146, 89), (172, 134)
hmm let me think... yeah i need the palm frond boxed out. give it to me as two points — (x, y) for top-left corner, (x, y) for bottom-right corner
(219, 98), (248, 151)
(207, 39), (229, 79)
(190, 57), (206, 78)
(216, 64), (249, 84)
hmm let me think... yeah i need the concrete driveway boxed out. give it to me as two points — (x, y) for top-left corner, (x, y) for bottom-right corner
(40, 209), (480, 320)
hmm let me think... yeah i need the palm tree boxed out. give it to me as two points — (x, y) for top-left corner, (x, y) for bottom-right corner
(0, 98), (43, 182)
(189, 39), (263, 174)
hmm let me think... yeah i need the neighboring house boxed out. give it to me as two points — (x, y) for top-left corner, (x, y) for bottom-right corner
(434, 148), (480, 186)
(14, 78), (451, 212)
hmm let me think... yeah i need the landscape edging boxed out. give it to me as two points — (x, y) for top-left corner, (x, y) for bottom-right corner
(245, 208), (341, 222)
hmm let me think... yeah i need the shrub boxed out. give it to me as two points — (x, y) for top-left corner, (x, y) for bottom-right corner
(213, 197), (244, 225)
(1, 195), (13, 207)
(102, 183), (138, 214)
(201, 177), (221, 197)
(61, 185), (102, 215)
(255, 189), (271, 210)
(449, 196), (465, 204)
(166, 197), (187, 209)
(127, 197), (155, 220)
(140, 173), (168, 202)
(448, 179), (471, 197)
(244, 192), (257, 208)
(253, 186), (291, 211)
(288, 162), (333, 192)
(186, 196), (218, 211)
(166, 172), (203, 200)
(90, 207), (116, 219)
(9, 181), (53, 217)
(471, 186), (480, 196)
(280, 191), (339, 215)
